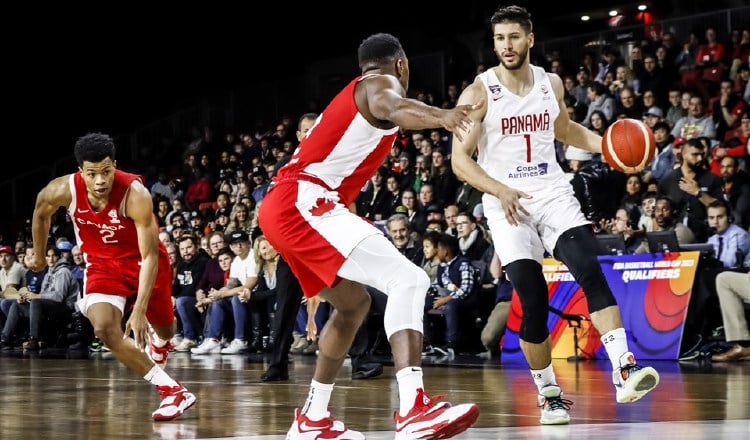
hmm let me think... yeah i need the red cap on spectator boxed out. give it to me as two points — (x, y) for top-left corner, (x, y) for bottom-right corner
(0, 245), (15, 256)
(673, 137), (687, 147)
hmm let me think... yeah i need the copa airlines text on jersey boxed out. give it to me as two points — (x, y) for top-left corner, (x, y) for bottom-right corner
(75, 218), (126, 231)
(500, 110), (552, 134)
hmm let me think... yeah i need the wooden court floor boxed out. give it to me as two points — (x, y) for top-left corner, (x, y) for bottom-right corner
(0, 349), (748, 439)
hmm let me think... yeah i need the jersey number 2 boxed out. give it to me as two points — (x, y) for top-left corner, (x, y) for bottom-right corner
(100, 229), (118, 244)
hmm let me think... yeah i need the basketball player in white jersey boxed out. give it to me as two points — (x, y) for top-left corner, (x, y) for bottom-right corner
(451, 5), (659, 425)
(260, 33), (481, 439)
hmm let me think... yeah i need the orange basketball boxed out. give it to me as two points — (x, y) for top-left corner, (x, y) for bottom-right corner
(601, 118), (656, 173)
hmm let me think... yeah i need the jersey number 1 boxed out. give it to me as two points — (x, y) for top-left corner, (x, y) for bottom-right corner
(524, 134), (531, 162)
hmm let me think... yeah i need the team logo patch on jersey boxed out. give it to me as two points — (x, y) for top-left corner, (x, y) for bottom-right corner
(507, 163), (549, 179)
(108, 209), (120, 224)
(489, 85), (503, 101)
(309, 198), (336, 216)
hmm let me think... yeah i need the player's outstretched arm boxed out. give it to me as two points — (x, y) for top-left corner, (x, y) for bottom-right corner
(364, 75), (481, 142)
(30, 175), (71, 271)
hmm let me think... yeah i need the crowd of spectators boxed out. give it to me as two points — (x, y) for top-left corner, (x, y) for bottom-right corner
(0, 23), (748, 361)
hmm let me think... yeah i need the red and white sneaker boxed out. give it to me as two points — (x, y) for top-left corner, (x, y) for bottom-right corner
(286, 408), (364, 440)
(152, 384), (196, 421)
(147, 329), (175, 369)
(394, 388), (479, 439)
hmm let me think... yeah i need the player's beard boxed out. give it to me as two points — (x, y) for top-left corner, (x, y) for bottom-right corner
(500, 47), (529, 71)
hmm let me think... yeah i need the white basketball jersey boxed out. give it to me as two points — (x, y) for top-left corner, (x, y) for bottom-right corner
(476, 66), (569, 195)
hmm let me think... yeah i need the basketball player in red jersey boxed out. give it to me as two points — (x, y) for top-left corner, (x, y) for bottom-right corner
(27, 133), (195, 421)
(260, 33), (482, 439)
(451, 5), (658, 425)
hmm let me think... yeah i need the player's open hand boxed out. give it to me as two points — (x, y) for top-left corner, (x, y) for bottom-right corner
(123, 310), (149, 350)
(495, 184), (532, 226)
(443, 98), (485, 142)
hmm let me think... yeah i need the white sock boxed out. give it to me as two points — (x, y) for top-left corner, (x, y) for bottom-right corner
(601, 328), (631, 370)
(149, 326), (168, 348)
(144, 366), (179, 387)
(301, 380), (333, 421)
(396, 366), (424, 416)
(530, 364), (556, 392)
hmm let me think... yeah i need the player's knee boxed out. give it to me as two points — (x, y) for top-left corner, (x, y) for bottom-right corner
(92, 323), (120, 346)
(553, 224), (599, 264)
(554, 225), (617, 312)
(504, 259), (550, 344)
(383, 264), (429, 338)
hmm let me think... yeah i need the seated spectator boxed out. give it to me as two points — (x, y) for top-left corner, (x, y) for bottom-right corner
(172, 234), (210, 352)
(637, 191), (658, 232)
(665, 88), (688, 129)
(243, 236), (280, 354)
(426, 234), (481, 355)
(671, 96), (717, 140)
(213, 207), (231, 233)
(711, 271), (750, 361)
(386, 213), (424, 264)
(0, 246), (78, 351)
(642, 122), (679, 183)
(657, 138), (724, 242)
(0, 245), (25, 329)
(455, 212), (491, 262)
(249, 166), (271, 203)
(711, 80), (747, 142)
(185, 167), (213, 210)
(706, 200), (750, 269)
(421, 230), (442, 284)
(601, 207), (644, 254)
(190, 247), (239, 354)
(634, 196), (696, 253)
(191, 231), (257, 355)
(718, 155), (750, 229)
(582, 82), (616, 128)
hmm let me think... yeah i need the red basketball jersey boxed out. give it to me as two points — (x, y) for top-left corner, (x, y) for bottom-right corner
(276, 75), (399, 206)
(69, 169), (171, 297)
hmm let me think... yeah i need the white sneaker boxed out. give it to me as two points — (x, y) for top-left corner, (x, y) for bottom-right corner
(190, 338), (222, 354)
(152, 383), (196, 421)
(220, 339), (248, 354)
(393, 388), (479, 439)
(538, 384), (572, 425)
(287, 408), (364, 440)
(613, 352), (660, 403)
(173, 339), (197, 352)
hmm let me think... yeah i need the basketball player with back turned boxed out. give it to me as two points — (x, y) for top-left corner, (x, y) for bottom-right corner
(260, 33), (482, 439)
(27, 133), (195, 421)
(450, 5), (659, 425)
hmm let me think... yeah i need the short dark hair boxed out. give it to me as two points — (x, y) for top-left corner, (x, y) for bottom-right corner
(74, 132), (115, 166)
(490, 5), (533, 34)
(358, 33), (404, 71)
(437, 233), (460, 257)
(707, 199), (729, 213)
(298, 112), (318, 130)
(422, 230), (442, 247)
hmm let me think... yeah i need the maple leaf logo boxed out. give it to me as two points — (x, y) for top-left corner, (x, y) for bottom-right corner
(309, 198), (336, 216)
